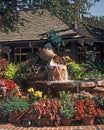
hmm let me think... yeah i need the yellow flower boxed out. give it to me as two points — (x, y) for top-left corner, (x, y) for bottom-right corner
(27, 87), (34, 93)
(34, 93), (38, 97)
(34, 91), (42, 98)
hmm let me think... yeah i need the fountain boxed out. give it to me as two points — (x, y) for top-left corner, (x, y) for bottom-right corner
(34, 30), (98, 96)
(48, 57), (68, 81)
(35, 47), (79, 97)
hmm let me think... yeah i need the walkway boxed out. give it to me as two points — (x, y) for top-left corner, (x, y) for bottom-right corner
(0, 123), (104, 130)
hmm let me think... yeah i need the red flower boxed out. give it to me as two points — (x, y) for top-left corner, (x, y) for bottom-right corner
(74, 98), (103, 120)
(0, 78), (17, 90)
(0, 78), (18, 100)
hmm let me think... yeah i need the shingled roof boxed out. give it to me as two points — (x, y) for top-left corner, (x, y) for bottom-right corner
(0, 9), (79, 43)
(78, 17), (104, 41)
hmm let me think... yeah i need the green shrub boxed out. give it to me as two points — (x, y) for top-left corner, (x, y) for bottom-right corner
(14, 58), (47, 80)
(4, 63), (18, 79)
(0, 96), (29, 116)
(59, 91), (75, 119)
(67, 62), (84, 79)
(83, 70), (104, 79)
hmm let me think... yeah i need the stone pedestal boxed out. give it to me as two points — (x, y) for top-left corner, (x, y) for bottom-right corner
(48, 64), (68, 81)
(93, 80), (104, 93)
(79, 80), (96, 93)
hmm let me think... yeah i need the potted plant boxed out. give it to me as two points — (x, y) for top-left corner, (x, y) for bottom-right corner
(25, 98), (62, 126)
(74, 97), (103, 125)
(93, 92), (104, 110)
(15, 58), (47, 81)
(59, 91), (75, 126)
(0, 78), (20, 101)
(93, 92), (104, 124)
(0, 95), (29, 124)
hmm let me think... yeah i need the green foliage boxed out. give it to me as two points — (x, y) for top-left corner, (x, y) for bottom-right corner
(59, 91), (72, 100)
(14, 58), (47, 80)
(95, 116), (104, 124)
(27, 87), (43, 104)
(27, 52), (36, 59)
(63, 55), (73, 65)
(0, 96), (29, 116)
(84, 51), (96, 72)
(83, 70), (104, 79)
(99, 16), (104, 22)
(91, 15), (104, 23)
(67, 62), (84, 79)
(83, 51), (104, 79)
(0, 0), (101, 31)
(59, 91), (75, 119)
(4, 63), (18, 79)
(93, 93), (104, 110)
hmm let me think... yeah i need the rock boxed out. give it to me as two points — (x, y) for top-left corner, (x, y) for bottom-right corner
(96, 80), (104, 87)
(93, 87), (104, 93)
(80, 81), (96, 88)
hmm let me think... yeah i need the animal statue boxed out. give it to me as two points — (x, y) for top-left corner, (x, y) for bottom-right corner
(38, 30), (63, 63)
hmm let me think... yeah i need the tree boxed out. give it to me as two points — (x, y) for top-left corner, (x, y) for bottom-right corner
(0, 0), (101, 31)
(99, 16), (104, 22)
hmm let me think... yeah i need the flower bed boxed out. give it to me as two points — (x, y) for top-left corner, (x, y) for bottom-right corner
(0, 78), (19, 100)
(0, 81), (104, 126)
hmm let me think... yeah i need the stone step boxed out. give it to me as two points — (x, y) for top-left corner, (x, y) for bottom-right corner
(96, 80), (104, 87)
(79, 81), (96, 88)
(93, 87), (104, 93)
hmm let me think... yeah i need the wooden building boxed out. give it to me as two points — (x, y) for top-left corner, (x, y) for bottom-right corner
(0, 9), (104, 63)
(77, 17), (104, 63)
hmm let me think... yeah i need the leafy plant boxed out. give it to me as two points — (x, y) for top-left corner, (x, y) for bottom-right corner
(28, 98), (62, 126)
(77, 90), (93, 100)
(82, 51), (104, 79)
(84, 51), (97, 74)
(95, 116), (104, 124)
(67, 62), (84, 79)
(82, 70), (104, 79)
(59, 91), (75, 119)
(93, 92), (104, 124)
(15, 58), (47, 80)
(0, 78), (19, 101)
(63, 55), (73, 65)
(0, 96), (29, 116)
(93, 92), (104, 110)
(0, 58), (8, 77)
(4, 63), (18, 79)
(27, 87), (43, 103)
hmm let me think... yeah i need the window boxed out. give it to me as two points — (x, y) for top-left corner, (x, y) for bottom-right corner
(14, 47), (37, 63)
(77, 46), (88, 63)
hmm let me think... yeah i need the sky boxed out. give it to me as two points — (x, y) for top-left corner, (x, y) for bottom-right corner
(89, 0), (104, 16)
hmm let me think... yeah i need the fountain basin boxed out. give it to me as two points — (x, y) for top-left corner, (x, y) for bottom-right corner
(35, 80), (79, 97)
(34, 79), (103, 97)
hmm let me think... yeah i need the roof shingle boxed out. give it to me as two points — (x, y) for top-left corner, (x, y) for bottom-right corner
(0, 9), (77, 42)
